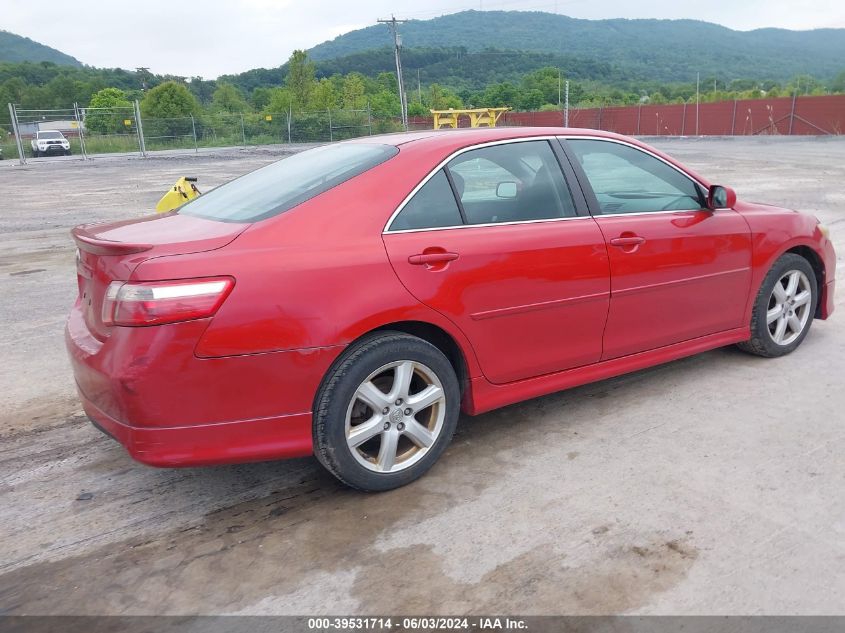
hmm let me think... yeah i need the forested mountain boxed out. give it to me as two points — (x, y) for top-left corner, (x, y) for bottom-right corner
(306, 11), (845, 83)
(0, 30), (82, 66)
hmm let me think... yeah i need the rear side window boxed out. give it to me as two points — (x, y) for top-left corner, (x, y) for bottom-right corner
(390, 170), (463, 231)
(447, 140), (577, 225)
(180, 143), (398, 222)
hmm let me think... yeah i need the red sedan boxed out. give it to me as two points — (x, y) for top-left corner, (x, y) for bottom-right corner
(67, 128), (836, 491)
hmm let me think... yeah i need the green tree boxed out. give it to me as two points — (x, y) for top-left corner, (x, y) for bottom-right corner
(264, 87), (294, 114)
(251, 86), (274, 111)
(408, 101), (429, 116)
(285, 50), (315, 109)
(85, 87), (132, 134)
(212, 82), (249, 113)
(517, 89), (544, 111)
(429, 83), (462, 110)
(310, 78), (338, 110)
(140, 81), (199, 118)
(341, 73), (367, 110)
(369, 90), (400, 117)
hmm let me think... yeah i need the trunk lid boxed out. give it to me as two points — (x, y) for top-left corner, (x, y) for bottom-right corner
(72, 212), (248, 340)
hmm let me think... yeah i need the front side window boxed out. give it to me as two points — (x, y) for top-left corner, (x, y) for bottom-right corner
(447, 140), (576, 225)
(567, 139), (705, 214)
(180, 143), (398, 222)
(390, 169), (463, 231)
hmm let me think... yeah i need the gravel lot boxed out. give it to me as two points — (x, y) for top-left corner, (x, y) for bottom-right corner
(0, 137), (843, 615)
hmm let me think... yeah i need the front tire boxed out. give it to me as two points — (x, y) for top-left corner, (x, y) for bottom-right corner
(737, 253), (817, 357)
(313, 332), (460, 491)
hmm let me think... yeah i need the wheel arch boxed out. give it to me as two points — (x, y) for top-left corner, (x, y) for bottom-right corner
(315, 319), (476, 415)
(784, 244), (826, 318)
(370, 320), (470, 393)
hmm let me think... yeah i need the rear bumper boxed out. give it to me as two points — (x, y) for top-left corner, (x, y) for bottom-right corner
(79, 387), (312, 467)
(66, 305), (343, 466)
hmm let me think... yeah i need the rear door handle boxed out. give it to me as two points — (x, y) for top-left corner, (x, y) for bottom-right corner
(408, 252), (459, 265)
(609, 236), (646, 247)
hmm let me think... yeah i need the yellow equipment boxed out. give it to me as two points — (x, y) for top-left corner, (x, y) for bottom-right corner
(155, 177), (202, 212)
(431, 107), (510, 129)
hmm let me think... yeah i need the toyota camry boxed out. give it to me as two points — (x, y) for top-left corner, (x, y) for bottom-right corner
(66, 128), (836, 491)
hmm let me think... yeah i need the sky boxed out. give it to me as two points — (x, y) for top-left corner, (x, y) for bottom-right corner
(5, 0), (845, 78)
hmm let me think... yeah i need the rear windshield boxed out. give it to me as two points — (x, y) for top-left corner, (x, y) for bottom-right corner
(179, 143), (398, 222)
(38, 131), (63, 139)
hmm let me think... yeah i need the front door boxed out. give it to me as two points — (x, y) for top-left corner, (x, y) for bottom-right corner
(383, 139), (611, 384)
(564, 138), (753, 360)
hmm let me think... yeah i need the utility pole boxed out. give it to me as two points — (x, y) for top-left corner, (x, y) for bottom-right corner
(695, 72), (700, 136)
(378, 16), (408, 130)
(564, 80), (570, 127)
(558, 69), (561, 108)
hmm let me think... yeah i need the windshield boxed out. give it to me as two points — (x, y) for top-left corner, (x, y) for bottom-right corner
(179, 143), (399, 222)
(38, 131), (64, 139)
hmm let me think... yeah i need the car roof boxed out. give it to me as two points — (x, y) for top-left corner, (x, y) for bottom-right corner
(347, 126), (625, 150)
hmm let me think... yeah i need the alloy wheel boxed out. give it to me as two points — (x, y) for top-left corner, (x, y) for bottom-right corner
(345, 360), (447, 473)
(767, 269), (812, 346)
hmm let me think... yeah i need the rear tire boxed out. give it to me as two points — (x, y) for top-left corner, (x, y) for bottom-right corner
(737, 253), (817, 358)
(313, 332), (460, 491)
(32, 149), (39, 158)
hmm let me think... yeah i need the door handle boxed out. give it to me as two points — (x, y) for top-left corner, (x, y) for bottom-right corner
(408, 252), (459, 265)
(609, 236), (646, 248)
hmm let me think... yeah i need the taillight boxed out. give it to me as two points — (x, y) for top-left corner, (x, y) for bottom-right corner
(101, 277), (234, 326)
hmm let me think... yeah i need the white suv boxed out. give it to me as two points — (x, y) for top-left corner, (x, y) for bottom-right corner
(31, 130), (71, 157)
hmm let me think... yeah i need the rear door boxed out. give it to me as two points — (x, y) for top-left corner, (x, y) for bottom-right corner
(562, 138), (752, 360)
(383, 139), (610, 385)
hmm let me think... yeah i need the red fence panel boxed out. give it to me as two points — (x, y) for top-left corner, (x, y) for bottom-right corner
(407, 95), (845, 136)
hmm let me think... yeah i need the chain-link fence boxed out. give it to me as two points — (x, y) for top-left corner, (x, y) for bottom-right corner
(3, 102), (404, 164)
(81, 105), (143, 155)
(1, 123), (18, 161)
(9, 95), (841, 165)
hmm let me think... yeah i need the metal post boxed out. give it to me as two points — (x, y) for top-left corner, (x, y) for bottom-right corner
(367, 101), (373, 135)
(327, 109), (333, 142)
(730, 99), (737, 136)
(598, 104), (603, 130)
(190, 114), (198, 152)
(134, 100), (146, 157)
(9, 103), (26, 165)
(287, 105), (292, 143)
(788, 93), (797, 135)
(240, 113), (246, 145)
(636, 104), (641, 135)
(681, 102), (686, 136)
(8, 103), (26, 165)
(73, 102), (88, 160)
(564, 80), (570, 127)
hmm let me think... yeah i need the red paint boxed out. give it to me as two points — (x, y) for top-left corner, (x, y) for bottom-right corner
(594, 210), (753, 359)
(409, 94), (845, 136)
(66, 128), (836, 468)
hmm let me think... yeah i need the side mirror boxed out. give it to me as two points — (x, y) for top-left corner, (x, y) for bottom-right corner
(496, 181), (518, 199)
(707, 185), (736, 210)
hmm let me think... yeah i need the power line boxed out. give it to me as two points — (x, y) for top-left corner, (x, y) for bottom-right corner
(377, 16), (409, 129)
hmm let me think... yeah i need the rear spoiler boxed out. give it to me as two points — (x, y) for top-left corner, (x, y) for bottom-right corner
(71, 226), (153, 256)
